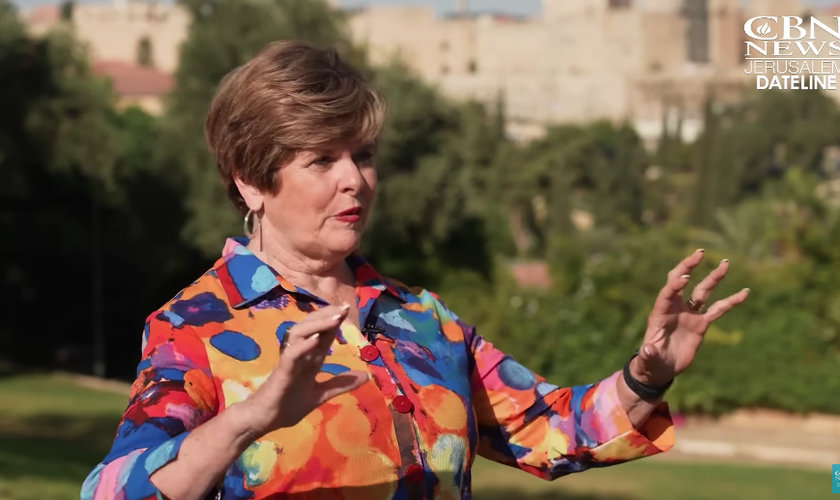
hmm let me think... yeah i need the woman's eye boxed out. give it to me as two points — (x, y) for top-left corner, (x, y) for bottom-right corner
(354, 151), (375, 164)
(312, 156), (332, 167)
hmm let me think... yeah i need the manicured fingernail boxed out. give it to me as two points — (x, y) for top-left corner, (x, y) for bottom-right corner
(367, 373), (373, 381)
(681, 274), (690, 279)
(340, 303), (350, 311)
(643, 345), (654, 357)
(743, 288), (750, 293)
(696, 248), (705, 253)
(332, 314), (343, 321)
(722, 259), (729, 264)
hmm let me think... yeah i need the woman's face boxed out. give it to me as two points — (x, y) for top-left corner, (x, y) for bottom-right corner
(238, 142), (378, 262)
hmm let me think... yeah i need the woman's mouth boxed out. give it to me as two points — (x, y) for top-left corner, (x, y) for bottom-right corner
(334, 207), (362, 223)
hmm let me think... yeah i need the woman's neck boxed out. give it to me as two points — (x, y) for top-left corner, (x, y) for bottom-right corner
(246, 236), (355, 302)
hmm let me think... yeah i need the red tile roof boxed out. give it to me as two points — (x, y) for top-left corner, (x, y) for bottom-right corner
(509, 261), (552, 290)
(91, 60), (174, 97)
(27, 5), (60, 24)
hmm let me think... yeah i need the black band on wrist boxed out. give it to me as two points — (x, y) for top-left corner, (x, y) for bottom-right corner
(622, 349), (673, 401)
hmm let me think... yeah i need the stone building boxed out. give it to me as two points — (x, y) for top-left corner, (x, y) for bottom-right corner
(72, 0), (188, 74)
(22, 1), (187, 115)
(22, 0), (832, 143)
(347, 0), (770, 144)
(91, 60), (175, 114)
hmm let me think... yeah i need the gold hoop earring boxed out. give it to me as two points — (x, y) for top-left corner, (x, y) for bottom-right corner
(243, 210), (260, 239)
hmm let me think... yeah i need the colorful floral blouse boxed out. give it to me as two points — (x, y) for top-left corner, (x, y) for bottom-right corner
(81, 237), (674, 500)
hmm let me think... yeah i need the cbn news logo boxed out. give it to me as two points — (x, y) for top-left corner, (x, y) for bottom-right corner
(743, 16), (840, 90)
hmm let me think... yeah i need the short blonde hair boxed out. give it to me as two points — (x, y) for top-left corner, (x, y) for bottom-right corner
(204, 40), (386, 213)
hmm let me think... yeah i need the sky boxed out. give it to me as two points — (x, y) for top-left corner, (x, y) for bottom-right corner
(334, 0), (541, 15)
(334, 0), (840, 15)
(11, 0), (538, 15)
(9, 0), (840, 17)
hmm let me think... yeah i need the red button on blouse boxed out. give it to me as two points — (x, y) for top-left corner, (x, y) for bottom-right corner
(359, 345), (380, 362)
(392, 395), (414, 414)
(404, 464), (424, 483)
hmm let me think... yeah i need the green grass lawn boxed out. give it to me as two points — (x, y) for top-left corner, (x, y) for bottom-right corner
(0, 373), (833, 500)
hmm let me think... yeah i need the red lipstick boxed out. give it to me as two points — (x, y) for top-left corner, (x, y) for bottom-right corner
(334, 206), (361, 223)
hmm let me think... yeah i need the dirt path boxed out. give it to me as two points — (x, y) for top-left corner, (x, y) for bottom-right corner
(60, 372), (132, 395)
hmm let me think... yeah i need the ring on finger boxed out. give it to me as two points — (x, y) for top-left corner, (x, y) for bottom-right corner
(279, 325), (293, 353)
(686, 297), (703, 311)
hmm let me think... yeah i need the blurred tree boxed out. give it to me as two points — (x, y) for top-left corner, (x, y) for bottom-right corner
(691, 199), (775, 260)
(0, 2), (208, 378)
(59, 1), (74, 21)
(361, 62), (504, 286)
(102, 106), (211, 379)
(688, 89), (840, 228)
(688, 96), (726, 229)
(497, 121), (648, 258)
(0, 0), (122, 368)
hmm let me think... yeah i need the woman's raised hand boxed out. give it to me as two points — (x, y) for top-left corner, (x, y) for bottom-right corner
(241, 303), (371, 435)
(630, 249), (750, 387)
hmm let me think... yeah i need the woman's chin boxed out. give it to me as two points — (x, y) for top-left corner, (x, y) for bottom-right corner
(325, 232), (363, 256)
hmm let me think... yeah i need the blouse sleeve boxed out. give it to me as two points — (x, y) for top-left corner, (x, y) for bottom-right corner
(461, 317), (674, 480)
(80, 311), (220, 500)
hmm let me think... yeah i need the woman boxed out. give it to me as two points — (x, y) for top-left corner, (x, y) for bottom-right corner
(81, 40), (748, 500)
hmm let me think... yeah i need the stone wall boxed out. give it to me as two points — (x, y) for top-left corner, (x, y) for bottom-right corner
(72, 1), (189, 74)
(24, 0), (830, 144)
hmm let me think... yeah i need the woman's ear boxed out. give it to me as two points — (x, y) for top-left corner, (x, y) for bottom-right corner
(234, 177), (265, 213)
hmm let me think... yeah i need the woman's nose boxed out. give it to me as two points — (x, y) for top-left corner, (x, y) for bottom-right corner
(337, 157), (363, 192)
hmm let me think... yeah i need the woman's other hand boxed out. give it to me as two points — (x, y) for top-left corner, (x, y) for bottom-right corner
(631, 249), (750, 387)
(240, 303), (371, 436)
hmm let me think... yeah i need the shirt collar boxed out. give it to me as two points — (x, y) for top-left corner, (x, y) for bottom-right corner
(213, 237), (406, 308)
